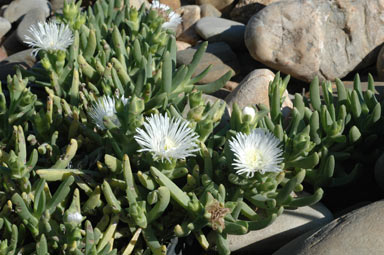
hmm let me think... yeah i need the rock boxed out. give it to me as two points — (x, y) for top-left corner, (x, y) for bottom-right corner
(200, 3), (221, 18)
(130, 0), (149, 9)
(0, 17), (11, 38)
(245, 0), (384, 82)
(274, 200), (384, 255)
(160, 0), (180, 10)
(3, 0), (49, 23)
(228, 202), (333, 253)
(2, 32), (26, 56)
(177, 5), (201, 45)
(195, 0), (234, 12)
(195, 17), (245, 49)
(50, 0), (64, 12)
(230, 0), (281, 24)
(176, 42), (239, 84)
(225, 69), (274, 112)
(176, 41), (191, 51)
(374, 152), (384, 191)
(0, 48), (35, 81)
(224, 80), (238, 91)
(17, 8), (50, 44)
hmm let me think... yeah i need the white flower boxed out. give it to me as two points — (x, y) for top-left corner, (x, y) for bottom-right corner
(229, 128), (283, 178)
(66, 212), (83, 224)
(242, 106), (256, 121)
(88, 95), (120, 130)
(23, 21), (74, 56)
(134, 114), (199, 162)
(151, 0), (182, 31)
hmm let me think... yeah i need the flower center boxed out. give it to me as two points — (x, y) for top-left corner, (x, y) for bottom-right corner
(164, 137), (176, 151)
(244, 149), (265, 170)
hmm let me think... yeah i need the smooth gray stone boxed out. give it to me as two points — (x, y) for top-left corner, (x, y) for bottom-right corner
(0, 17), (11, 38)
(17, 8), (49, 44)
(195, 17), (245, 49)
(228, 202), (333, 254)
(3, 0), (49, 23)
(200, 3), (221, 18)
(274, 200), (384, 255)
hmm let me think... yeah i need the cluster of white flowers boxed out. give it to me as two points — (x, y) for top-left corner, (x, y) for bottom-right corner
(23, 21), (74, 56)
(150, 0), (182, 31)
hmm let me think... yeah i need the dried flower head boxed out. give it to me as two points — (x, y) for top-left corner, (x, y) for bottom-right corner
(134, 113), (199, 162)
(150, 0), (182, 31)
(23, 21), (74, 56)
(88, 95), (120, 130)
(206, 200), (231, 231)
(229, 128), (283, 178)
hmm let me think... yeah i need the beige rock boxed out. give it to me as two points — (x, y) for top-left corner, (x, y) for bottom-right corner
(228, 202), (333, 253)
(177, 5), (201, 45)
(225, 69), (279, 113)
(200, 3), (221, 18)
(160, 0), (180, 10)
(130, 0), (149, 9)
(274, 200), (384, 255)
(196, 0), (234, 12)
(224, 81), (239, 91)
(176, 41), (191, 51)
(245, 0), (384, 82)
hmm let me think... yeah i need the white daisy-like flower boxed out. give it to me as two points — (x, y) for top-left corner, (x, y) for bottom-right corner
(88, 95), (120, 130)
(134, 114), (199, 162)
(150, 0), (182, 31)
(229, 128), (283, 178)
(23, 21), (74, 56)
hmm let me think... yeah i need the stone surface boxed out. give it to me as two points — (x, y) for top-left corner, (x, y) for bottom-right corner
(200, 3), (221, 18)
(196, 0), (234, 12)
(176, 42), (239, 84)
(228, 202), (333, 253)
(230, 0), (281, 24)
(225, 69), (273, 112)
(50, 0), (65, 12)
(245, 0), (384, 82)
(195, 17), (245, 49)
(274, 200), (384, 255)
(224, 81), (239, 91)
(130, 0), (149, 9)
(160, 0), (180, 10)
(0, 48), (35, 81)
(177, 5), (201, 45)
(176, 41), (191, 51)
(3, 0), (49, 23)
(17, 8), (49, 44)
(0, 17), (11, 38)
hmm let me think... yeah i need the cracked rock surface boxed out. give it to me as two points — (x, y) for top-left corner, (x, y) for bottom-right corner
(245, 0), (384, 82)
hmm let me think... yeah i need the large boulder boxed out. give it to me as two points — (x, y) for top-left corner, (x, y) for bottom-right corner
(274, 200), (384, 255)
(245, 0), (384, 82)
